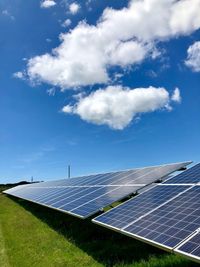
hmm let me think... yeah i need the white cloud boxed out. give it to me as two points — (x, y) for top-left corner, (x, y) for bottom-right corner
(62, 86), (180, 129)
(69, 3), (80, 14)
(24, 0), (200, 90)
(62, 19), (72, 28)
(185, 41), (200, 72)
(109, 41), (151, 66)
(171, 87), (181, 103)
(41, 0), (56, 8)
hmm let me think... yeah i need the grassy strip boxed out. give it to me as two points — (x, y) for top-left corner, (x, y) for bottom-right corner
(0, 193), (198, 267)
(0, 194), (102, 267)
(0, 218), (10, 267)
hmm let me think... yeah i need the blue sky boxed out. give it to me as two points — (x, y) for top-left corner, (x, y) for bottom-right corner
(0, 0), (200, 183)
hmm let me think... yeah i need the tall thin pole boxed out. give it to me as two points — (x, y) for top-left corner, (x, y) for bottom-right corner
(68, 165), (71, 179)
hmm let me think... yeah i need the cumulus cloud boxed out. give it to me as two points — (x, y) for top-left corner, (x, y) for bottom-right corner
(24, 0), (200, 90)
(69, 3), (80, 14)
(62, 86), (179, 129)
(185, 41), (200, 72)
(41, 0), (56, 8)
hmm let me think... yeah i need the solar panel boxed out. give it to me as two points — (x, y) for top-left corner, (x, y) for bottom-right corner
(122, 185), (200, 251)
(175, 230), (200, 263)
(93, 185), (191, 230)
(164, 163), (200, 184)
(4, 161), (191, 219)
(11, 161), (191, 187)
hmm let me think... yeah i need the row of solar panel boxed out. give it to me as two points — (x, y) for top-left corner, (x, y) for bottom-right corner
(13, 161), (191, 187)
(4, 162), (200, 263)
(5, 162), (190, 218)
(6, 184), (142, 218)
(93, 164), (200, 263)
(94, 184), (200, 262)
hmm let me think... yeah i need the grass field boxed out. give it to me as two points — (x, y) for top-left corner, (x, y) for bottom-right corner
(0, 190), (197, 267)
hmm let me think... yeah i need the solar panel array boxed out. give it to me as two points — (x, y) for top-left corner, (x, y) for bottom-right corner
(4, 161), (200, 264)
(4, 162), (189, 218)
(93, 163), (200, 264)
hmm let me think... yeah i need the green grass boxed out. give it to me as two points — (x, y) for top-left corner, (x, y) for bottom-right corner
(0, 215), (10, 267)
(0, 192), (197, 267)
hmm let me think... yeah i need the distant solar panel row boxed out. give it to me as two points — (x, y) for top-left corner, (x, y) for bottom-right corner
(4, 162), (190, 219)
(15, 161), (191, 187)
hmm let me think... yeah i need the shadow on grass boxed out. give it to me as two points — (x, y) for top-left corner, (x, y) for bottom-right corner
(8, 196), (197, 267)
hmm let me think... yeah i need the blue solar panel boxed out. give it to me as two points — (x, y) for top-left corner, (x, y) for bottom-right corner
(164, 163), (200, 184)
(4, 162), (191, 219)
(68, 186), (142, 217)
(93, 185), (190, 230)
(15, 161), (190, 187)
(175, 231), (200, 263)
(122, 185), (200, 250)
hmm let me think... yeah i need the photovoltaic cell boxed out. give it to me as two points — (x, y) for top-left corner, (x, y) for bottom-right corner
(123, 185), (200, 250)
(164, 163), (200, 184)
(93, 185), (190, 230)
(4, 162), (191, 219)
(175, 231), (200, 262)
